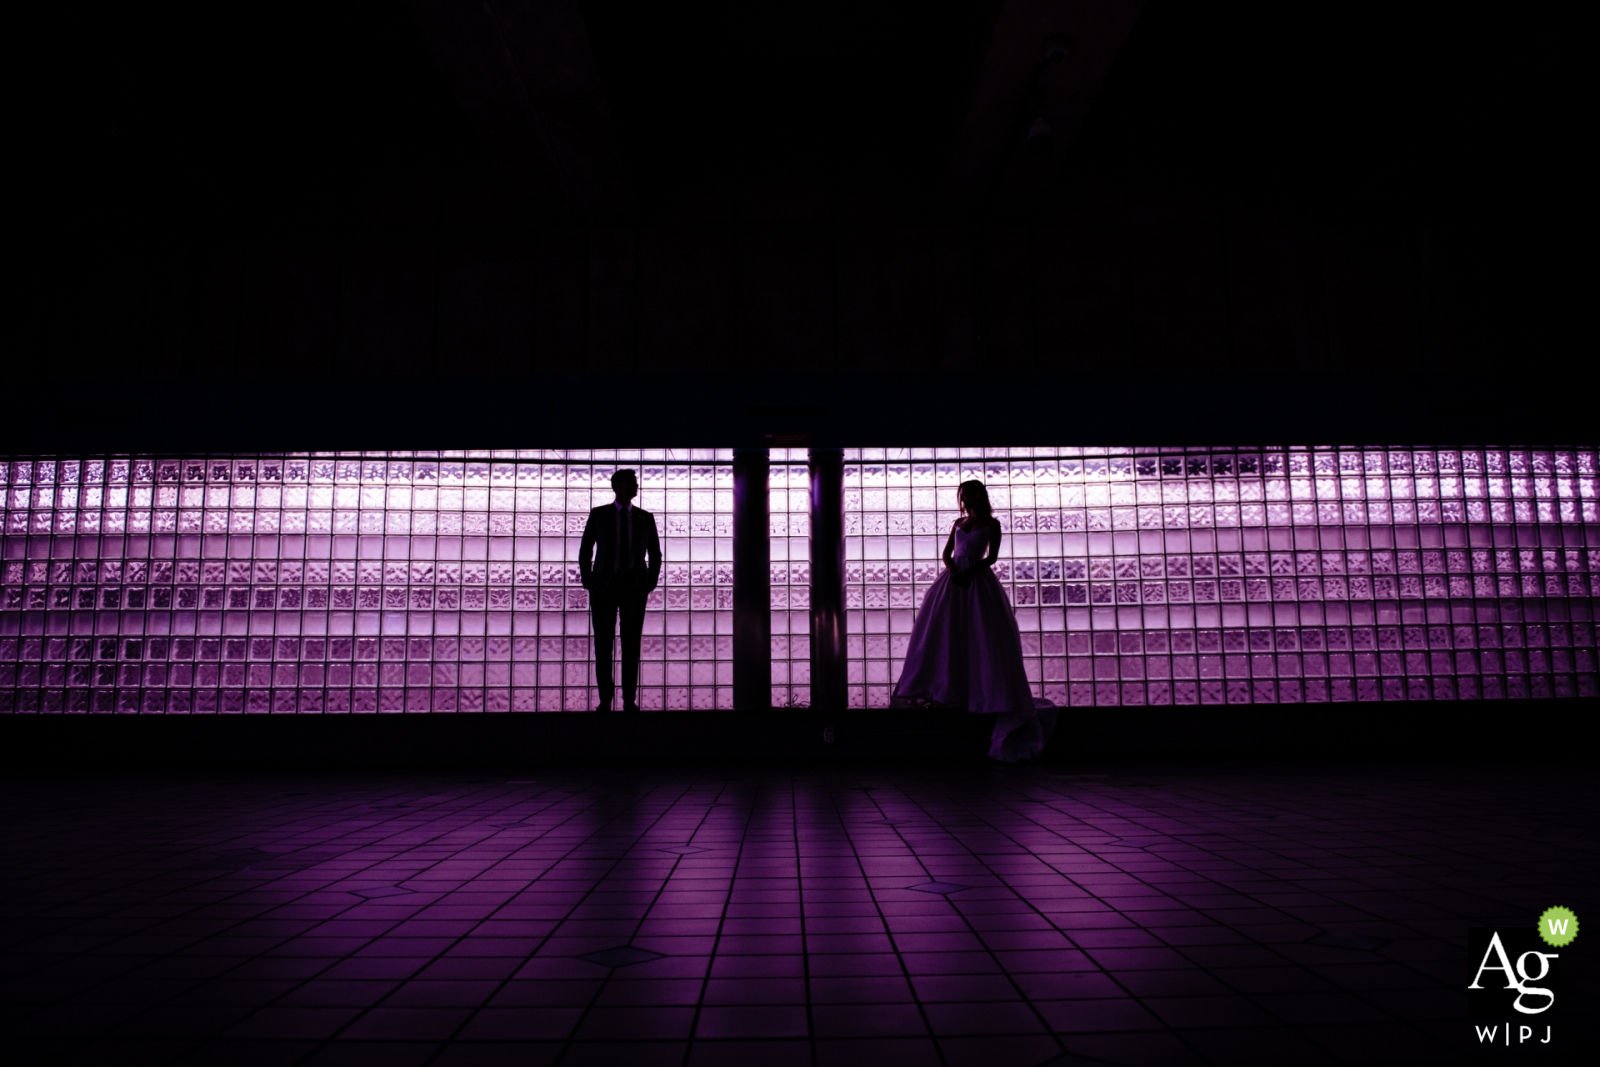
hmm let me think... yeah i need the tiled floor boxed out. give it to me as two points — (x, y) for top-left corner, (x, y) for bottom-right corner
(2, 761), (1595, 1066)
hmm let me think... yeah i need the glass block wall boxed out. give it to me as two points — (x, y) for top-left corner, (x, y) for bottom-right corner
(769, 449), (811, 707)
(844, 447), (1599, 708)
(0, 452), (733, 714)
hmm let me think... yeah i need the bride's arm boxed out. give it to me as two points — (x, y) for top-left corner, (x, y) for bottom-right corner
(946, 524), (974, 586)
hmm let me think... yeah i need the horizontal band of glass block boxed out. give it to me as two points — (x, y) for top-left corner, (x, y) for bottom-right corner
(844, 446), (1595, 474)
(2, 453), (733, 714)
(0, 688), (735, 713)
(5, 446), (1596, 714)
(848, 675), (1588, 707)
(844, 446), (1599, 708)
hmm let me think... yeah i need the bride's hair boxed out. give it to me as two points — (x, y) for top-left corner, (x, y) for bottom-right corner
(958, 480), (993, 519)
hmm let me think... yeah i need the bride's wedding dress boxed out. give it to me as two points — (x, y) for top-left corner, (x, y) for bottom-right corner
(894, 523), (1059, 761)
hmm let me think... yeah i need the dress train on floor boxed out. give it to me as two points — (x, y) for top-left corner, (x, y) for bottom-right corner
(893, 525), (1058, 761)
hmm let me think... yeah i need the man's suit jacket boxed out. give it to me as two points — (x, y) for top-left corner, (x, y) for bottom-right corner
(578, 504), (663, 594)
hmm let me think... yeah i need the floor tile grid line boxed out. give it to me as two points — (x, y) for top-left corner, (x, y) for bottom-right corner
(0, 781), (382, 967)
(3, 771), (1587, 1067)
(1198, 786), (1538, 1061)
(67, 778), (571, 1055)
(0, 783), (310, 1050)
(541, 779), (722, 1067)
(900, 785), (1095, 1057)
(824, 777), (957, 1067)
(901, 776), (1217, 1065)
(109, 777), (654, 1060)
(1235, 787), (1541, 914)
(836, 776), (1070, 1067)
(9, 777), (1587, 1049)
(1305, 806), (1542, 915)
(1024, 789), (1393, 930)
(236, 778), (575, 1054)
(990, 776), (1462, 1063)
(1022, 786), (1392, 1060)
(803, 775), (905, 1056)
(308, 773), (686, 1059)
(676, 775), (769, 1067)
(0, 771), (624, 1030)
(930, 778), (1373, 1063)
(789, 776), (822, 1067)
(1126, 776), (1493, 919)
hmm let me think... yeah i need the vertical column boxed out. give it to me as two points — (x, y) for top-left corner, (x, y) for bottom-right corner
(731, 448), (771, 710)
(809, 447), (847, 709)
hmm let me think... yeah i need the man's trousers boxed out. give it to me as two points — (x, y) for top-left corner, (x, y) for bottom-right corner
(590, 577), (647, 708)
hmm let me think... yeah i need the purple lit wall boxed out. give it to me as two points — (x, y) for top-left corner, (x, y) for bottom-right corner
(769, 450), (812, 708)
(0, 453), (733, 714)
(3, 447), (1596, 715)
(845, 448), (1598, 708)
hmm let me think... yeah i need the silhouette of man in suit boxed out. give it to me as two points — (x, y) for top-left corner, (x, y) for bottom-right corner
(578, 469), (662, 712)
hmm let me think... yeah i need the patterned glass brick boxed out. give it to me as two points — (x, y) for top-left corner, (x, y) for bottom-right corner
(2, 446), (1594, 715)
(839, 445), (1598, 708)
(0, 451), (735, 715)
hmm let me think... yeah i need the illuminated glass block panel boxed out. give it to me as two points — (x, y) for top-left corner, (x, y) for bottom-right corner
(769, 449), (811, 707)
(843, 447), (1599, 708)
(0, 451), (734, 714)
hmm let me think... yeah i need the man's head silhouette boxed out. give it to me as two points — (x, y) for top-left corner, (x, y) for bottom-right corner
(612, 469), (638, 505)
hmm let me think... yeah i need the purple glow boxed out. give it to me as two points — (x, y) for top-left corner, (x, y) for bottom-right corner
(845, 447), (1598, 707)
(2, 446), (1595, 714)
(769, 450), (812, 707)
(0, 452), (733, 713)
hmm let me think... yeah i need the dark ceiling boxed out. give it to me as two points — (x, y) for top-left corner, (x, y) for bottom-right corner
(26, 0), (1582, 233)
(579, 0), (1001, 206)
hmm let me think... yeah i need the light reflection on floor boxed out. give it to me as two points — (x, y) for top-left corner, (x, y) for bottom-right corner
(0, 762), (1593, 1066)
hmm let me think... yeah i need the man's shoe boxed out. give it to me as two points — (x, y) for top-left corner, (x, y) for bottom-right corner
(623, 703), (642, 713)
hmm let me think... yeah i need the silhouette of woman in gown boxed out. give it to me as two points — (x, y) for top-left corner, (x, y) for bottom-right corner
(894, 480), (1058, 761)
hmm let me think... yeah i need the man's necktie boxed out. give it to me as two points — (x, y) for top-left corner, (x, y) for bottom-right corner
(616, 505), (631, 573)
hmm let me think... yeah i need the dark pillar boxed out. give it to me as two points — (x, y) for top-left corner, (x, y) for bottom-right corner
(808, 447), (847, 709)
(732, 448), (771, 711)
